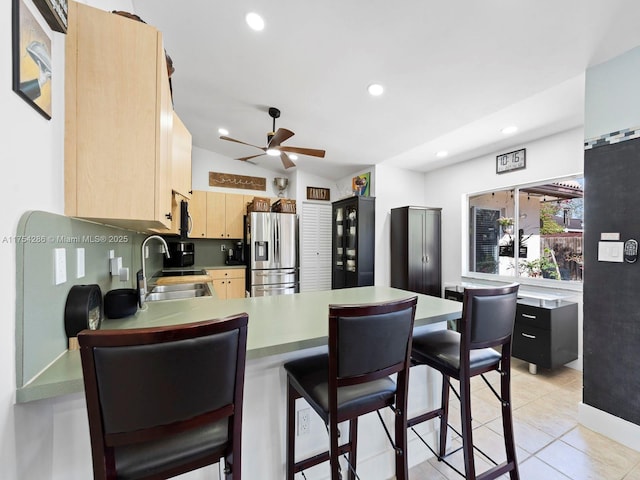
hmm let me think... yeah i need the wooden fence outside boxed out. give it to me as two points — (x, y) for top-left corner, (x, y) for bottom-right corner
(541, 234), (583, 281)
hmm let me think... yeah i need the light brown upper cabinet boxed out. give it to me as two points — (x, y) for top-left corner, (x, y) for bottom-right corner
(189, 190), (208, 238)
(65, 2), (173, 230)
(171, 113), (192, 199)
(188, 191), (245, 239)
(206, 192), (245, 239)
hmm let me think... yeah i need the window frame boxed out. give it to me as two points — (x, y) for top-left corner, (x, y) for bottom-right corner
(463, 173), (584, 292)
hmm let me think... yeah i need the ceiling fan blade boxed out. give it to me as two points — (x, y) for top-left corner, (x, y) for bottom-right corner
(279, 146), (326, 158)
(220, 135), (266, 151)
(268, 128), (295, 148)
(237, 153), (266, 161)
(280, 152), (296, 169)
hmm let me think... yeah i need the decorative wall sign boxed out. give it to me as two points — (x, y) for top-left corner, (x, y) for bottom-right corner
(32, 0), (67, 33)
(307, 186), (331, 201)
(496, 148), (526, 174)
(209, 172), (266, 191)
(12, 0), (52, 119)
(352, 172), (370, 196)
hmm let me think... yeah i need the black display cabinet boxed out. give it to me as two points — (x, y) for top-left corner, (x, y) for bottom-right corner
(390, 206), (442, 297)
(332, 196), (375, 289)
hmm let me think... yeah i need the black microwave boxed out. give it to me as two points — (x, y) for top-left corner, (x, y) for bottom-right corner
(164, 241), (195, 268)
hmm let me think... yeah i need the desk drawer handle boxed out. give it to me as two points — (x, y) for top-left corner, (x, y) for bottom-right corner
(522, 313), (537, 319)
(521, 333), (537, 339)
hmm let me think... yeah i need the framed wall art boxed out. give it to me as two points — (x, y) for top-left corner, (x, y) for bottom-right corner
(12, 0), (52, 120)
(352, 172), (370, 196)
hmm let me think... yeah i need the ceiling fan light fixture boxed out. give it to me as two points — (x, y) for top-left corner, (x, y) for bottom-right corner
(218, 127), (229, 136)
(245, 12), (265, 31)
(367, 83), (384, 96)
(266, 148), (280, 156)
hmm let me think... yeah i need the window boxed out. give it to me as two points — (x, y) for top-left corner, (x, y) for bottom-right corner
(468, 176), (583, 284)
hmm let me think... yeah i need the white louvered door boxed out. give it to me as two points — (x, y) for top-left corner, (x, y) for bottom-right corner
(300, 202), (332, 292)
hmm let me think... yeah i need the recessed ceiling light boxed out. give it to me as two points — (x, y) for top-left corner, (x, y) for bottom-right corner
(367, 84), (384, 96)
(218, 128), (229, 136)
(288, 154), (298, 161)
(245, 12), (265, 31)
(266, 148), (280, 156)
(501, 126), (518, 134)
(436, 151), (448, 158)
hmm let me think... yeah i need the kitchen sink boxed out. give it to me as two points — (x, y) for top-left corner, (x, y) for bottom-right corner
(145, 282), (212, 302)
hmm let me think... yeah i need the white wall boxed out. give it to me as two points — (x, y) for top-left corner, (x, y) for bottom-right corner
(585, 46), (640, 139)
(372, 164), (428, 286)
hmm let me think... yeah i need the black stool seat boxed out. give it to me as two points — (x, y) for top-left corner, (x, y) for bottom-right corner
(408, 284), (520, 480)
(411, 329), (501, 378)
(285, 297), (418, 480)
(284, 352), (397, 423)
(115, 421), (229, 479)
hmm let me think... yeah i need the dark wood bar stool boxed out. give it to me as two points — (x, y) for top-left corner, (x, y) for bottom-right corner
(408, 284), (520, 480)
(78, 314), (248, 480)
(284, 296), (418, 480)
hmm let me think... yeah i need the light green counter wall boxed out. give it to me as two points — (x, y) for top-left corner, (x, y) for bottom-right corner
(15, 211), (163, 390)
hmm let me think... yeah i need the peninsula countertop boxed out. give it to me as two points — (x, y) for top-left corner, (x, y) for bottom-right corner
(16, 286), (462, 403)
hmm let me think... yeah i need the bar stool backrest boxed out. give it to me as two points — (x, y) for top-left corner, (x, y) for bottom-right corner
(79, 314), (248, 479)
(462, 284), (519, 350)
(329, 296), (417, 385)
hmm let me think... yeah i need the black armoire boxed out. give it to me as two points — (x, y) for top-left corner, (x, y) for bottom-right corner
(390, 206), (442, 297)
(332, 196), (375, 289)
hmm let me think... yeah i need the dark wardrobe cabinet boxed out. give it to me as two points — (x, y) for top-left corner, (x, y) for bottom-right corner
(390, 206), (442, 297)
(332, 196), (375, 289)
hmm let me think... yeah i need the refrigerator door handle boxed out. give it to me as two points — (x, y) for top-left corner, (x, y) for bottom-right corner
(275, 215), (280, 265)
(255, 270), (296, 276)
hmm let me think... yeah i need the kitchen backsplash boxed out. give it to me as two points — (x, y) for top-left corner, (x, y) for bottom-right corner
(15, 211), (161, 389)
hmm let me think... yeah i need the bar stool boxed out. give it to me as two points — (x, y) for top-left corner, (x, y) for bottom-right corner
(408, 284), (519, 480)
(284, 296), (418, 480)
(78, 313), (248, 480)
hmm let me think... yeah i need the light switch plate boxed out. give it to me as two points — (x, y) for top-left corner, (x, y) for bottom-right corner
(601, 232), (620, 241)
(598, 241), (624, 262)
(76, 248), (85, 278)
(54, 248), (67, 285)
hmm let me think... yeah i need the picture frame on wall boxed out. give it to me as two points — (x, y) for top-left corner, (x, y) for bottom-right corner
(12, 0), (53, 120)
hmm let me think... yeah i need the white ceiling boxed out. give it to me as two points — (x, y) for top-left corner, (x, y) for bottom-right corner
(131, 0), (640, 181)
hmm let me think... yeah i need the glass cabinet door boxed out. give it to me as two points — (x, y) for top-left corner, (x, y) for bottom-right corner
(345, 205), (357, 272)
(334, 206), (344, 271)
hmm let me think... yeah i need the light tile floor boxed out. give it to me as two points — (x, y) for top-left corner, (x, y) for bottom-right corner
(408, 358), (640, 480)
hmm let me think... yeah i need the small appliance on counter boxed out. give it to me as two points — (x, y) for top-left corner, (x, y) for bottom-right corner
(225, 241), (245, 266)
(163, 241), (195, 268)
(104, 288), (138, 319)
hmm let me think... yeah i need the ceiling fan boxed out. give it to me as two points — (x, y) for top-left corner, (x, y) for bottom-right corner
(219, 107), (326, 169)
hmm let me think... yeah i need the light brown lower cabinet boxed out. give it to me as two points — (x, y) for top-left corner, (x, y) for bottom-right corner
(207, 269), (246, 300)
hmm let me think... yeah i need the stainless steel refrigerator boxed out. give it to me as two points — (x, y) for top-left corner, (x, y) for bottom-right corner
(246, 212), (299, 296)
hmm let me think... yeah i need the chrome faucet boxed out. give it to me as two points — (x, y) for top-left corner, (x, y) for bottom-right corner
(140, 235), (170, 307)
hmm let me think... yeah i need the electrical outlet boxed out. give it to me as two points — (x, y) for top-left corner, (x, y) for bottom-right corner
(221, 244), (226, 252)
(297, 408), (310, 436)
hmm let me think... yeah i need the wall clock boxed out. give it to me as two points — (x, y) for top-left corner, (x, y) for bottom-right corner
(496, 148), (526, 174)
